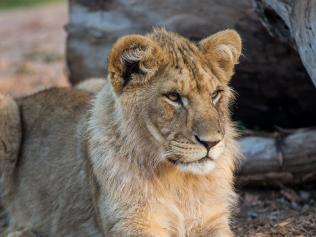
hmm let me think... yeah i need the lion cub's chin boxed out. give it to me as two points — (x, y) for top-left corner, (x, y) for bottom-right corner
(177, 158), (216, 175)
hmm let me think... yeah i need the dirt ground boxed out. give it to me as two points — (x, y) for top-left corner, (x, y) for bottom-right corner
(0, 3), (69, 97)
(234, 188), (316, 236)
(0, 3), (315, 237)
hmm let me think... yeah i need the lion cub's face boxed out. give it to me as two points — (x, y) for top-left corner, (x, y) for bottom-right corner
(108, 29), (241, 174)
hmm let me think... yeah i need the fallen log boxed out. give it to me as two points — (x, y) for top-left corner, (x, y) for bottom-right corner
(238, 128), (316, 186)
(254, 0), (316, 87)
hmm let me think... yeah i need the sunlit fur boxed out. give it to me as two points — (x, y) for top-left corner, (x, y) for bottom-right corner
(0, 29), (242, 237)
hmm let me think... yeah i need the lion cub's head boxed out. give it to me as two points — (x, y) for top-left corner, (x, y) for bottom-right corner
(107, 29), (241, 175)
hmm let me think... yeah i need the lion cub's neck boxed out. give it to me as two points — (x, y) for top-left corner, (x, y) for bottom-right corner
(88, 83), (160, 183)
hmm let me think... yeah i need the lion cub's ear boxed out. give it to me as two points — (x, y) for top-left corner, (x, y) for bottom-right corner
(199, 30), (242, 82)
(108, 35), (165, 94)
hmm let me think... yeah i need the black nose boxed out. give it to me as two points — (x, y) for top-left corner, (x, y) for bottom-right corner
(194, 135), (220, 150)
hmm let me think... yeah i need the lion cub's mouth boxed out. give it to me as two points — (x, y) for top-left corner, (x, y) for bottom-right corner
(166, 140), (225, 174)
(169, 140), (208, 162)
(167, 156), (211, 165)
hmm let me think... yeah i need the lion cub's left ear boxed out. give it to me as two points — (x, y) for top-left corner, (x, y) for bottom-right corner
(199, 30), (242, 82)
(108, 35), (165, 94)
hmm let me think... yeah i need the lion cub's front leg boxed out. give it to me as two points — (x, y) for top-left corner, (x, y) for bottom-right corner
(211, 228), (234, 237)
(197, 226), (233, 237)
(197, 216), (234, 237)
(101, 200), (181, 237)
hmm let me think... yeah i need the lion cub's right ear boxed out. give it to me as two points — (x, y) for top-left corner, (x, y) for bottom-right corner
(108, 35), (165, 94)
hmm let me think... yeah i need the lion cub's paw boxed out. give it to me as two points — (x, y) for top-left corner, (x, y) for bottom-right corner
(213, 228), (234, 237)
(7, 229), (38, 237)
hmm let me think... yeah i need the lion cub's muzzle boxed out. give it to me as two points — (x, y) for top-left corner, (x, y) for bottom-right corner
(169, 141), (208, 163)
(169, 137), (225, 164)
(167, 138), (225, 174)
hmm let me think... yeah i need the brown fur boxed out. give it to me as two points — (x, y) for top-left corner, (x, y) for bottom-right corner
(1, 29), (242, 237)
(0, 94), (21, 200)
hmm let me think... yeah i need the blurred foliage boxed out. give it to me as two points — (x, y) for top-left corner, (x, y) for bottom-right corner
(0, 0), (63, 9)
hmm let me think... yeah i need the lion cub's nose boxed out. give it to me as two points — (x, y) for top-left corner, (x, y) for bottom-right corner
(194, 135), (221, 150)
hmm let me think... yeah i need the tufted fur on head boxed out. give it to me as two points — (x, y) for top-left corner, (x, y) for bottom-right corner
(108, 35), (166, 94)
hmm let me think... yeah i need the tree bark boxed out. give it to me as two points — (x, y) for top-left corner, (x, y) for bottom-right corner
(238, 128), (316, 186)
(254, 0), (316, 87)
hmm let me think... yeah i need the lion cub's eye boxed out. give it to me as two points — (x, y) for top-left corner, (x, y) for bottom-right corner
(211, 89), (223, 104)
(165, 92), (183, 105)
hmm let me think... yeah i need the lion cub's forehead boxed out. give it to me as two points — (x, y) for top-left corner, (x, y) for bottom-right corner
(149, 29), (216, 95)
(165, 65), (217, 97)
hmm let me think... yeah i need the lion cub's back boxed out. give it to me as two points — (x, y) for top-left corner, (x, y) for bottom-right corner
(8, 88), (97, 236)
(17, 88), (91, 164)
(18, 87), (91, 130)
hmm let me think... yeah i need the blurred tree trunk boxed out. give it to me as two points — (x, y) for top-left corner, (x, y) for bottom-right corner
(237, 0), (316, 186)
(254, 0), (316, 87)
(238, 128), (316, 187)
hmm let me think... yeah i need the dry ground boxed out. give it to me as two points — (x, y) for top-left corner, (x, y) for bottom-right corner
(233, 188), (316, 236)
(0, 3), (315, 237)
(0, 3), (69, 97)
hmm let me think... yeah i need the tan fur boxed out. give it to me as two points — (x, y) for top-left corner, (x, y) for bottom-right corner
(75, 78), (106, 94)
(1, 29), (242, 237)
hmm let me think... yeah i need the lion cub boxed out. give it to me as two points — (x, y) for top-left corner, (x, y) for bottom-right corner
(1, 28), (242, 237)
